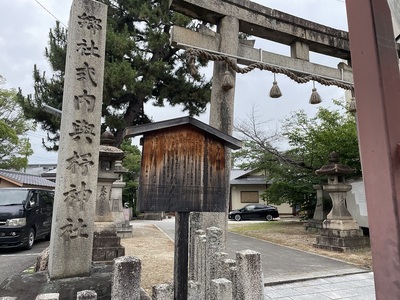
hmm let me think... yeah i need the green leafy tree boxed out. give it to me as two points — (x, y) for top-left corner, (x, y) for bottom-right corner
(282, 103), (360, 173)
(17, 0), (211, 151)
(234, 102), (360, 216)
(0, 76), (34, 169)
(120, 139), (141, 212)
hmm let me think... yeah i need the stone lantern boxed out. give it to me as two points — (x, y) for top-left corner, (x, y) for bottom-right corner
(110, 160), (132, 238)
(314, 152), (369, 252)
(92, 131), (126, 263)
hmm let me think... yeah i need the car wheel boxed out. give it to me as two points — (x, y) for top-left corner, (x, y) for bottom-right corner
(266, 214), (273, 221)
(26, 228), (35, 250)
(234, 214), (242, 221)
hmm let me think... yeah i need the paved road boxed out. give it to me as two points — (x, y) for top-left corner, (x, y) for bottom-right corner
(0, 240), (49, 286)
(133, 218), (368, 284)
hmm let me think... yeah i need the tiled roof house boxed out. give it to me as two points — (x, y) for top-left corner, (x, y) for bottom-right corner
(0, 169), (55, 189)
(230, 168), (292, 215)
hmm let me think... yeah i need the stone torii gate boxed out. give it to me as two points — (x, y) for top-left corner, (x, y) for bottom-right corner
(170, 0), (400, 298)
(168, 0), (354, 235)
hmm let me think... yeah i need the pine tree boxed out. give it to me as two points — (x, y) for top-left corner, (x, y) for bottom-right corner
(17, 0), (211, 151)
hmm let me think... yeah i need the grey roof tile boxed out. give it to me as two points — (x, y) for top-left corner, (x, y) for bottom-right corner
(0, 169), (55, 188)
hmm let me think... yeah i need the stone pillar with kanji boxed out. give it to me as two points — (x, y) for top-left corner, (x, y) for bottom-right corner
(48, 0), (107, 279)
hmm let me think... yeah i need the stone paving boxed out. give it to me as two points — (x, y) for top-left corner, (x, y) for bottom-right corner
(264, 272), (375, 300)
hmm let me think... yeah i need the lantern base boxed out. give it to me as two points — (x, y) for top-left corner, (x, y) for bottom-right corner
(313, 226), (369, 252)
(323, 219), (360, 231)
(92, 222), (125, 264)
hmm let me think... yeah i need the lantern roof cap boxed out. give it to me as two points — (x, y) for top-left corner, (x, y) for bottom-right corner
(100, 131), (115, 146)
(315, 152), (356, 176)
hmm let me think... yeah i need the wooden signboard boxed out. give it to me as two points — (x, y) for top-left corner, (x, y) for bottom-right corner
(123, 116), (242, 212)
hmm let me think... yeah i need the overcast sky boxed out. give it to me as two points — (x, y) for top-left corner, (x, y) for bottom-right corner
(0, 0), (348, 165)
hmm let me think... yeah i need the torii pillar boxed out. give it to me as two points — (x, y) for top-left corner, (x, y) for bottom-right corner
(206, 16), (239, 237)
(346, 1), (400, 298)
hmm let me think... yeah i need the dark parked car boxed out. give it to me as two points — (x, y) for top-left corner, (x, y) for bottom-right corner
(228, 204), (279, 221)
(0, 188), (54, 249)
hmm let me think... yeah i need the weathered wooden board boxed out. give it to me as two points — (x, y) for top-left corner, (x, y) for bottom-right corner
(139, 126), (225, 212)
(123, 117), (242, 212)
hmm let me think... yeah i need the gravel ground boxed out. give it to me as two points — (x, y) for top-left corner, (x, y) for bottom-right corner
(121, 224), (174, 296)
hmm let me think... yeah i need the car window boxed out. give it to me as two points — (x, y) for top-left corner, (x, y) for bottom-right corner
(38, 190), (54, 211)
(245, 205), (256, 211)
(29, 191), (38, 207)
(0, 189), (29, 205)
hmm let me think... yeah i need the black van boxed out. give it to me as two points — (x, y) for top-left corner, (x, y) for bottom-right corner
(0, 188), (54, 249)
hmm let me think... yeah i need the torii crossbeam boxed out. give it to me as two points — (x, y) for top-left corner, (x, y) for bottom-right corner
(170, 0), (354, 86)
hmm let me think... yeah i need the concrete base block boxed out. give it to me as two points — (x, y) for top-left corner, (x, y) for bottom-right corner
(323, 219), (360, 231)
(93, 222), (117, 234)
(117, 231), (133, 238)
(116, 223), (133, 239)
(314, 228), (370, 252)
(320, 228), (365, 238)
(304, 219), (324, 231)
(92, 232), (125, 263)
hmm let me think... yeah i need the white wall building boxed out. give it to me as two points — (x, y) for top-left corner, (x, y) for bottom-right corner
(230, 169), (292, 216)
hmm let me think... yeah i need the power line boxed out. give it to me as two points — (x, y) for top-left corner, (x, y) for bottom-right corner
(30, 154), (57, 160)
(33, 0), (68, 28)
(27, 131), (48, 138)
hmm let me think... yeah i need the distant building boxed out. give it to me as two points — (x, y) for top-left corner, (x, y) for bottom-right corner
(0, 169), (55, 189)
(24, 164), (57, 176)
(230, 169), (292, 216)
(40, 168), (57, 183)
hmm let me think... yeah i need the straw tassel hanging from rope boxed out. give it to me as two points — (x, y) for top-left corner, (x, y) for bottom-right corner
(269, 73), (282, 98)
(222, 63), (234, 91)
(309, 81), (322, 104)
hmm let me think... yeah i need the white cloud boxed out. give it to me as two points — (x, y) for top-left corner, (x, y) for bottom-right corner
(0, 0), (349, 164)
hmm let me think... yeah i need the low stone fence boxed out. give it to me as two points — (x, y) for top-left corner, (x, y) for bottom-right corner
(0, 227), (263, 300)
(152, 226), (264, 300)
